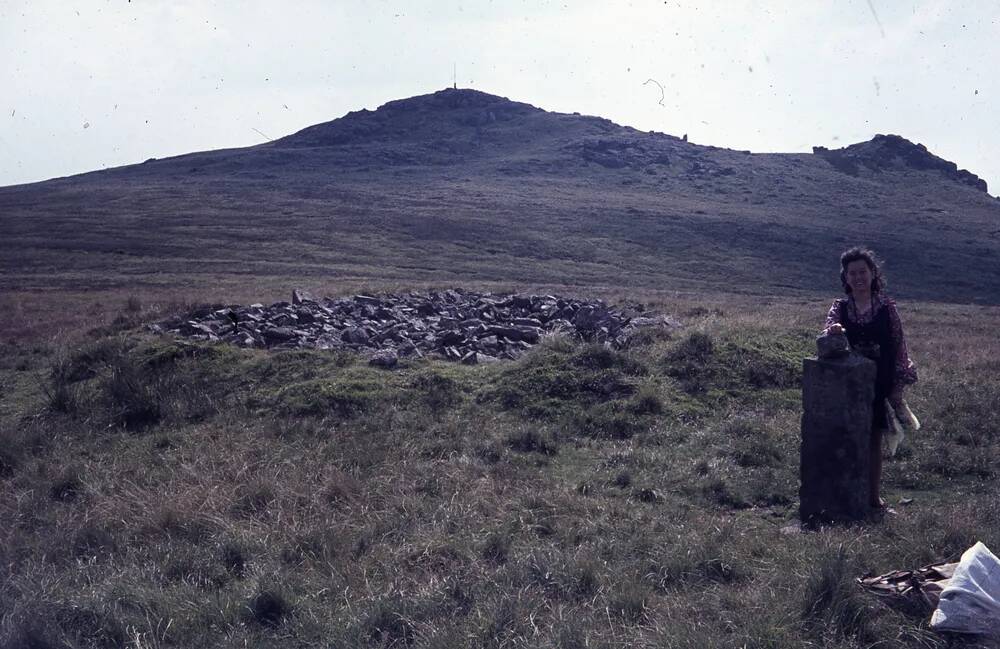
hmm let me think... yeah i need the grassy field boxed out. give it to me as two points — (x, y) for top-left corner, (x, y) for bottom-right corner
(2, 289), (999, 648)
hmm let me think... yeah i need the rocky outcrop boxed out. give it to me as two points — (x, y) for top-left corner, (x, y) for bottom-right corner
(276, 88), (543, 148)
(813, 134), (988, 193)
(154, 289), (678, 363)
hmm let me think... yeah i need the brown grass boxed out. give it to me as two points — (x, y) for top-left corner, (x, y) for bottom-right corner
(1, 289), (998, 648)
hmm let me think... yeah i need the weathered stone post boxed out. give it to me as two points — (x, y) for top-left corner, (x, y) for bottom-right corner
(800, 332), (876, 526)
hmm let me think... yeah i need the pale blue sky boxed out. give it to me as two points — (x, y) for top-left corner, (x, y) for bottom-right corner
(2, 1), (997, 194)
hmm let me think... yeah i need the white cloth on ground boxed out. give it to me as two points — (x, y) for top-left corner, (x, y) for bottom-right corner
(930, 541), (1000, 637)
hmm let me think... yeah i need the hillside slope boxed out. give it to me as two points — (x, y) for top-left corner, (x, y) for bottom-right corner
(1, 88), (998, 306)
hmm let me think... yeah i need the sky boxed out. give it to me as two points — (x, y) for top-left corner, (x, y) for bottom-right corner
(2, 0), (997, 194)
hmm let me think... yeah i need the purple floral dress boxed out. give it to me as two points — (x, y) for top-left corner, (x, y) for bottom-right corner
(825, 294), (917, 428)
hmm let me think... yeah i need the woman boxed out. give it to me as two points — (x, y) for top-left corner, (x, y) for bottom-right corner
(824, 247), (918, 512)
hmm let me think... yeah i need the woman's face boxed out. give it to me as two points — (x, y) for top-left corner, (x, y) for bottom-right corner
(845, 259), (873, 294)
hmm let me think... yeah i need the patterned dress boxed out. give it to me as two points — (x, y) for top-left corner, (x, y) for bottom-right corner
(824, 294), (918, 430)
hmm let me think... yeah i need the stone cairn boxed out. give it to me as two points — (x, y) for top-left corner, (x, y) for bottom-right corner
(154, 289), (676, 366)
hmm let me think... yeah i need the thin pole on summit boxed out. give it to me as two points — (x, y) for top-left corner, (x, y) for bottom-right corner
(453, 63), (457, 89)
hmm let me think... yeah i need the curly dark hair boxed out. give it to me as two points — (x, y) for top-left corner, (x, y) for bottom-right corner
(839, 247), (886, 295)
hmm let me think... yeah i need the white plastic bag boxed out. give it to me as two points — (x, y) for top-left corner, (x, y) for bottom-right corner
(886, 399), (920, 458)
(930, 542), (1000, 637)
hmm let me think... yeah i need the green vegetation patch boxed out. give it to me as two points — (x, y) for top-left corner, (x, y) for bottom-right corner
(244, 347), (357, 384)
(479, 342), (646, 417)
(404, 361), (491, 414)
(662, 327), (813, 403)
(138, 338), (245, 372)
(268, 374), (395, 418)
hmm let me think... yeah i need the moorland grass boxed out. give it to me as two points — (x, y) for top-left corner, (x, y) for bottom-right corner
(0, 296), (998, 648)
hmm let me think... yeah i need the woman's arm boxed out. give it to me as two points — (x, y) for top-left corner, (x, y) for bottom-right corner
(886, 299), (918, 404)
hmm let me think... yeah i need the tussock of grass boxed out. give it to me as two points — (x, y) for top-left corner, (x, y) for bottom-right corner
(232, 481), (276, 517)
(42, 353), (82, 414)
(801, 546), (876, 643)
(71, 523), (117, 561)
(220, 540), (249, 578)
(481, 343), (644, 417)
(150, 506), (217, 543)
(608, 580), (651, 623)
(613, 471), (633, 488)
(630, 381), (665, 415)
(643, 525), (750, 591)
(481, 530), (513, 565)
(245, 587), (293, 629)
(48, 466), (84, 502)
(0, 429), (23, 477)
(269, 376), (388, 417)
(19, 603), (127, 649)
(725, 417), (786, 468)
(506, 427), (559, 455)
(161, 544), (231, 588)
(662, 328), (811, 398)
(409, 368), (466, 413)
(319, 468), (362, 505)
(361, 595), (427, 646)
(4, 622), (61, 649)
(284, 527), (346, 567)
(104, 355), (164, 429)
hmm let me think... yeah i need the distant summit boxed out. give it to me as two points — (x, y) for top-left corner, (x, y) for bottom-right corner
(275, 88), (544, 148)
(813, 134), (987, 193)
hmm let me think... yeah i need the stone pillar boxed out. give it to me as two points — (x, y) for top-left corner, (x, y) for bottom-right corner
(800, 333), (876, 526)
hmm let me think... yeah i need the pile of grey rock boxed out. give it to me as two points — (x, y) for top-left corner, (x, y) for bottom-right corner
(154, 289), (676, 365)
